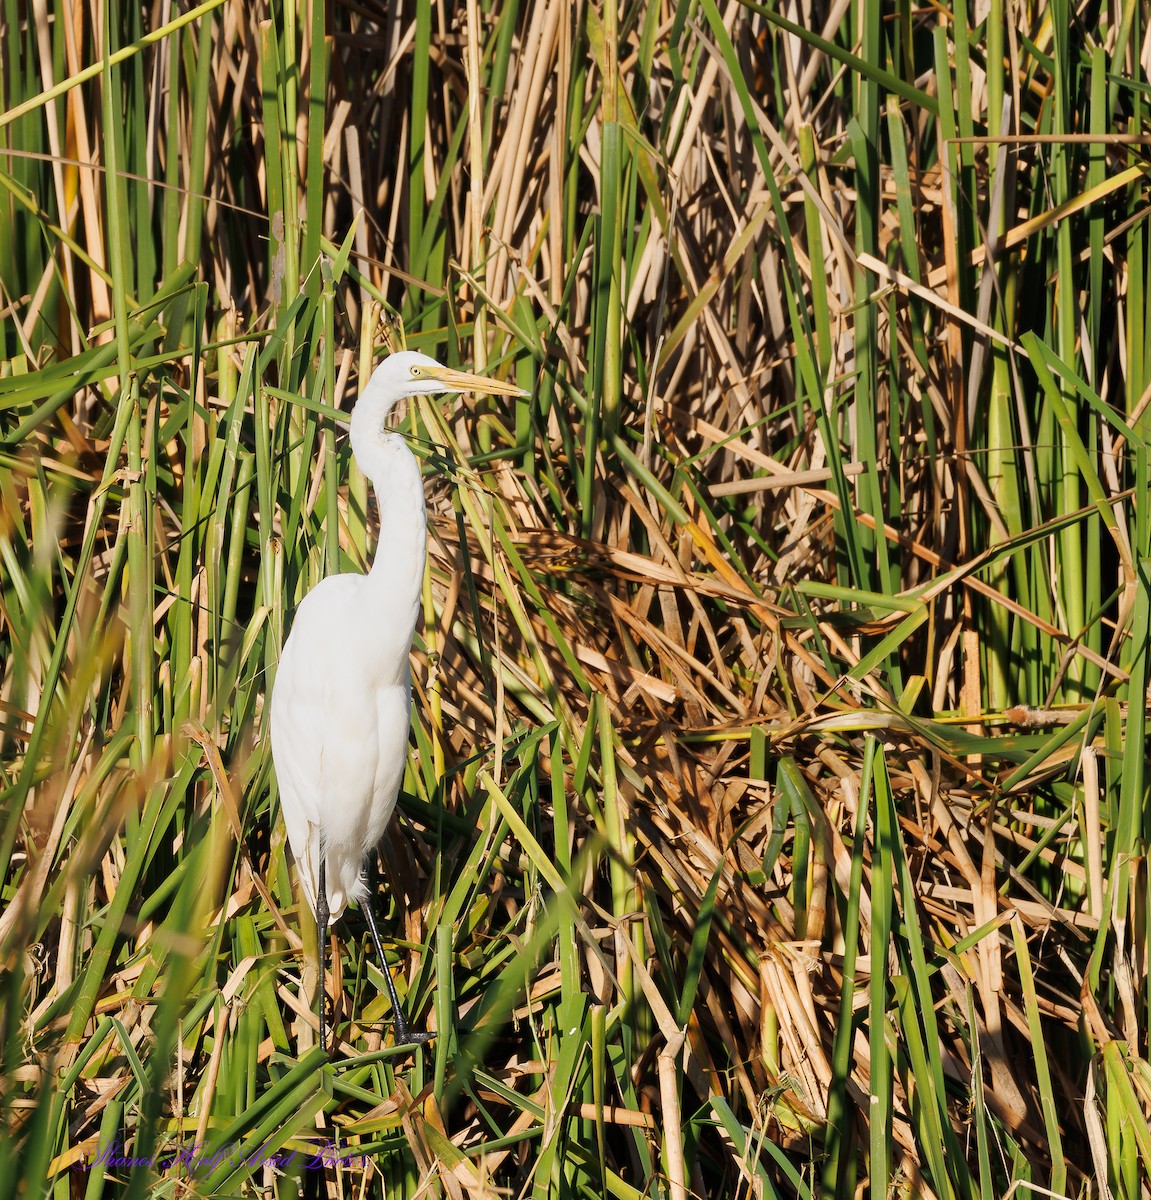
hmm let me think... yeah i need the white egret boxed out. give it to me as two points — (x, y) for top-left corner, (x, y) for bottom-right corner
(270, 350), (528, 1053)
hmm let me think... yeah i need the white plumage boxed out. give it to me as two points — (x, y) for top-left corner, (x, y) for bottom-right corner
(270, 350), (527, 1053)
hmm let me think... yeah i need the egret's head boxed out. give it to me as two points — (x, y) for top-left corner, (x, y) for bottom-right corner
(360, 350), (528, 416)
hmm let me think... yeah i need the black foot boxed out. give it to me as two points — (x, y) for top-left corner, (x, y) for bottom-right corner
(360, 895), (432, 1049)
(393, 1021), (435, 1047)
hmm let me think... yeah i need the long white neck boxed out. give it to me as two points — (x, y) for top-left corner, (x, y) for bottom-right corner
(349, 398), (427, 611)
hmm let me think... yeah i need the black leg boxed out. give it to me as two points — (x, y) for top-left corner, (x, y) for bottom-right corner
(361, 896), (433, 1046)
(317, 858), (330, 1057)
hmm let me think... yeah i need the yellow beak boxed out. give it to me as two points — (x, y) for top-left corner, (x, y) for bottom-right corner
(423, 365), (529, 397)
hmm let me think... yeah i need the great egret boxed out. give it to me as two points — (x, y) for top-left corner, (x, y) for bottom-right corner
(270, 350), (528, 1054)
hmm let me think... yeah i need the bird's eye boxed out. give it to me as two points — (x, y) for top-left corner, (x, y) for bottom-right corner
(409, 365), (421, 378)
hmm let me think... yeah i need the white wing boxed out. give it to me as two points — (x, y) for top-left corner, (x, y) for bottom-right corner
(270, 573), (414, 922)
